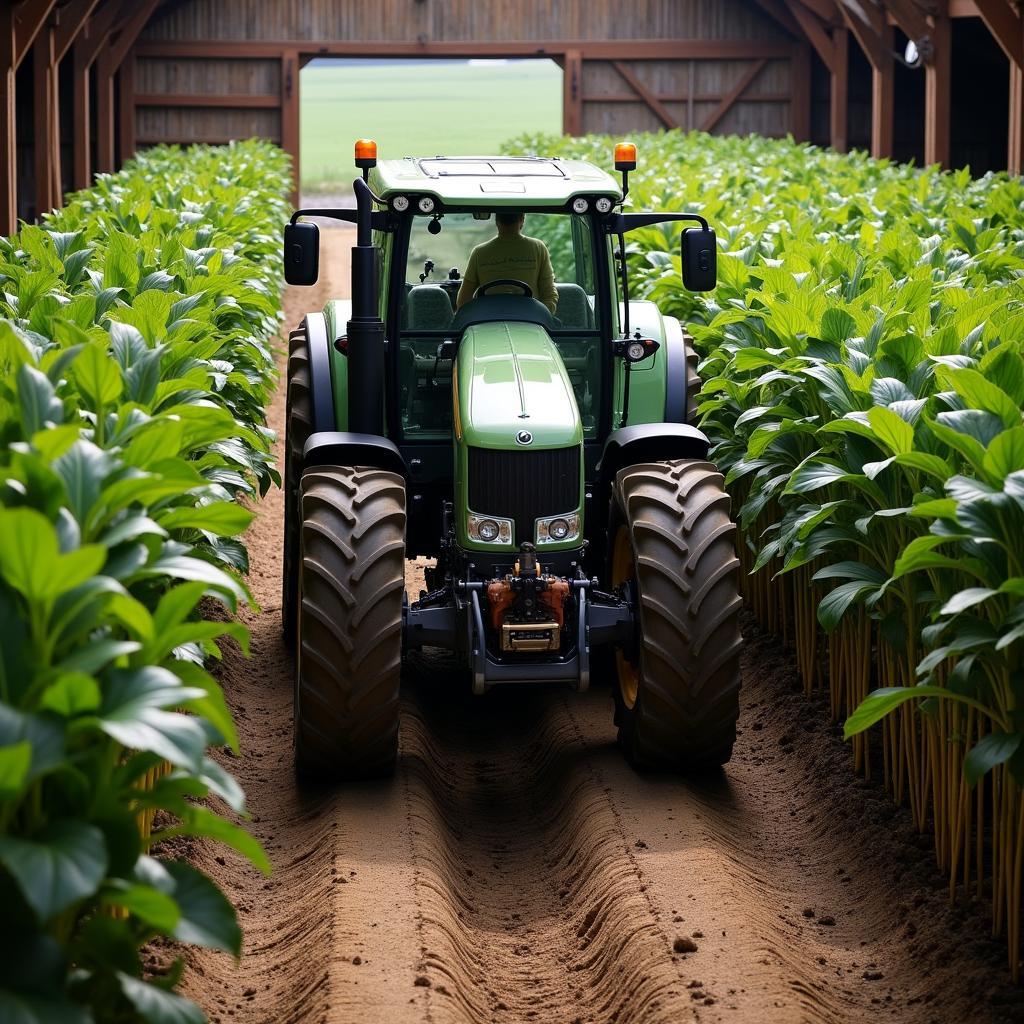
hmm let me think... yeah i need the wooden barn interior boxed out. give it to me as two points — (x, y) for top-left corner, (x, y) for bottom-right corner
(1, 0), (1022, 233)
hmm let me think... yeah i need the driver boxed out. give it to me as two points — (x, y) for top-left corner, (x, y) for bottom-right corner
(455, 212), (559, 315)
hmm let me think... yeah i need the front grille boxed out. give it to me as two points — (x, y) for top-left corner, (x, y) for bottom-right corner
(468, 445), (581, 545)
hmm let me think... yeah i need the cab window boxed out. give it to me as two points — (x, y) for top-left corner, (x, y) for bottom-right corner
(398, 211), (603, 441)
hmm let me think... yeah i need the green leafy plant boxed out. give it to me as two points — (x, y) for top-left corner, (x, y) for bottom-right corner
(507, 129), (1024, 977)
(0, 140), (288, 1022)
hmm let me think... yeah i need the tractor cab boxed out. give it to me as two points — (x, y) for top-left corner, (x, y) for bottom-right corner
(281, 141), (741, 783)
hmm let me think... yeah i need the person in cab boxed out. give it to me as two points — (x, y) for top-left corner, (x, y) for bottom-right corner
(456, 211), (559, 315)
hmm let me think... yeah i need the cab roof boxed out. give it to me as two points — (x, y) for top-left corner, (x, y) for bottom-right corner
(368, 156), (622, 208)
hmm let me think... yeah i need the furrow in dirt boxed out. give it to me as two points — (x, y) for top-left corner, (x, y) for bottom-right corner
(174, 234), (1024, 1024)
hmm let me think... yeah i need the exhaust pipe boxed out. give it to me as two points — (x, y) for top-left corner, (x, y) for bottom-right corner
(347, 176), (385, 434)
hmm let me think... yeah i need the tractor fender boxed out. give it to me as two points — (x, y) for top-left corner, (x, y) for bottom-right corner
(597, 423), (711, 485)
(663, 315), (689, 423)
(302, 431), (407, 477)
(304, 312), (336, 433)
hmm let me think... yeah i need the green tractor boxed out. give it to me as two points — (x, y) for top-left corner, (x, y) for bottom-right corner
(281, 140), (742, 779)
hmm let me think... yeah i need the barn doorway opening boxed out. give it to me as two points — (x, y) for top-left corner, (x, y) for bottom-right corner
(299, 58), (562, 204)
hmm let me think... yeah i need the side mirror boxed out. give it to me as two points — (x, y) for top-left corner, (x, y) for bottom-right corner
(681, 227), (717, 292)
(283, 221), (320, 286)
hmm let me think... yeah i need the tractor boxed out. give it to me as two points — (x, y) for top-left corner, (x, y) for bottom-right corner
(281, 140), (742, 779)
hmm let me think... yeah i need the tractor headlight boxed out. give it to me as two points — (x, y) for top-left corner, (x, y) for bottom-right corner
(536, 513), (580, 545)
(595, 197), (613, 213)
(627, 340), (647, 361)
(391, 195), (410, 212)
(468, 514), (512, 545)
(417, 196), (436, 214)
(571, 197), (589, 214)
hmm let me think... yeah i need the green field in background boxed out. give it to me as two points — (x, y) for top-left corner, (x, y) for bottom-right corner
(300, 59), (561, 192)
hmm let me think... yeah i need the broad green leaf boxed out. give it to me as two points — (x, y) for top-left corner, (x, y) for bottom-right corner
(0, 820), (107, 921)
(17, 364), (64, 437)
(0, 741), (32, 800)
(167, 806), (270, 876)
(117, 973), (204, 1024)
(102, 882), (180, 932)
(940, 588), (997, 616)
(39, 673), (101, 717)
(982, 427), (1024, 482)
(866, 404), (914, 455)
(158, 501), (253, 535)
(74, 341), (123, 410)
(964, 733), (1022, 787)
(165, 860), (245, 954)
(844, 685), (974, 738)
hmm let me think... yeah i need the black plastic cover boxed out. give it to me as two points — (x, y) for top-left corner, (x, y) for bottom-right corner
(681, 227), (717, 292)
(284, 221), (320, 286)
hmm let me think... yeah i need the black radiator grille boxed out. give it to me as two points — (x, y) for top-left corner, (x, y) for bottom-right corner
(468, 445), (581, 545)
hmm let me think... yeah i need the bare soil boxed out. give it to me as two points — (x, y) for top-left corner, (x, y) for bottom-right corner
(179, 230), (1024, 1024)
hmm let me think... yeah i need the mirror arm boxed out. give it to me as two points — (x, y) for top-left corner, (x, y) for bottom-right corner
(603, 211), (709, 234)
(290, 208), (393, 232)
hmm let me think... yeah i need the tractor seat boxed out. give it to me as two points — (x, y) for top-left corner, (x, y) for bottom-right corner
(406, 285), (453, 332)
(555, 283), (594, 330)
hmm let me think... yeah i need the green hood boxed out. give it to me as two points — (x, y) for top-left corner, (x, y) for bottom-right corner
(454, 321), (583, 449)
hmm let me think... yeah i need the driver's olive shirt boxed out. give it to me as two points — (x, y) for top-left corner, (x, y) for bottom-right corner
(456, 232), (559, 314)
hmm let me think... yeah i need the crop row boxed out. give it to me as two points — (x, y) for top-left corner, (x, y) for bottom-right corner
(0, 141), (289, 1023)
(510, 130), (1024, 978)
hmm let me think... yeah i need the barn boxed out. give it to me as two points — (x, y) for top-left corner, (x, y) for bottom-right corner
(1, 0), (1022, 231)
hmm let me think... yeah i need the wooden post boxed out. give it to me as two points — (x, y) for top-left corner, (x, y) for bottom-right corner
(33, 26), (57, 217)
(871, 26), (895, 159)
(563, 48), (583, 136)
(281, 49), (300, 208)
(95, 46), (116, 173)
(831, 26), (849, 153)
(1, 7), (17, 234)
(925, 14), (951, 167)
(119, 52), (134, 165)
(1011, 62), (1024, 175)
(791, 42), (812, 142)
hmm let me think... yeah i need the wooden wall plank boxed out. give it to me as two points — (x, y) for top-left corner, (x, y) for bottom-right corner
(562, 48), (582, 136)
(925, 13), (951, 166)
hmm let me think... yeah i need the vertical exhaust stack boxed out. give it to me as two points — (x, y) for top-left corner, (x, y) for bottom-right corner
(347, 174), (385, 435)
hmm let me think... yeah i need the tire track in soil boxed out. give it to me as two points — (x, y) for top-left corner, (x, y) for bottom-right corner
(178, 232), (1023, 1024)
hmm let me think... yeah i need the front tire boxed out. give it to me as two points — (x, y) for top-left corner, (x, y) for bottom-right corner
(295, 465), (406, 780)
(609, 460), (742, 770)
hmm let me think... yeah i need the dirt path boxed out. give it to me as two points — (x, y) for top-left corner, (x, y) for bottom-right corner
(181, 232), (1023, 1024)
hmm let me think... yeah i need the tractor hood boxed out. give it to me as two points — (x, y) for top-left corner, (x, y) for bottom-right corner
(454, 322), (583, 450)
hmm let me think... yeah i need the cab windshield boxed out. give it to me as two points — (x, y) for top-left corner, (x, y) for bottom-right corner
(397, 211), (603, 441)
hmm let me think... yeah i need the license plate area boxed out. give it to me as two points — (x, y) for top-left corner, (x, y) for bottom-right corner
(501, 621), (560, 653)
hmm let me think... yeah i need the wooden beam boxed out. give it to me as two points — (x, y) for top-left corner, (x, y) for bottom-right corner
(1, 6), (17, 234)
(95, 0), (160, 173)
(974, 0), (1023, 67)
(75, 0), (122, 70)
(54, 0), (102, 62)
(133, 39), (797, 60)
(281, 48), (299, 208)
(838, 2), (889, 66)
(784, 0), (839, 71)
(700, 59), (769, 132)
(13, 0), (58, 67)
(562, 48), (582, 135)
(800, 0), (843, 20)
(612, 61), (678, 128)
(105, 0), (160, 73)
(791, 42), (813, 141)
(135, 92), (284, 108)
(837, 0), (886, 34)
(751, 0), (806, 37)
(924, 13), (951, 165)
(884, 0), (933, 47)
(831, 25), (850, 152)
(581, 91), (792, 103)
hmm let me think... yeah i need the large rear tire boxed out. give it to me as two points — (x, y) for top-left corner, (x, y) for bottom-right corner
(609, 460), (742, 770)
(282, 325), (312, 649)
(295, 466), (406, 780)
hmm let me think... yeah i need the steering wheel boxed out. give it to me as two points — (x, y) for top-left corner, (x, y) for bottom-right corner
(474, 279), (533, 298)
